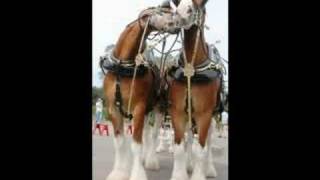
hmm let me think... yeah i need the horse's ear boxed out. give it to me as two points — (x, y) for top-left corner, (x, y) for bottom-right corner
(193, 0), (208, 7)
(172, 0), (180, 6)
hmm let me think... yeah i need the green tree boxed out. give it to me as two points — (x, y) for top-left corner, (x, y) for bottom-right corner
(92, 86), (104, 104)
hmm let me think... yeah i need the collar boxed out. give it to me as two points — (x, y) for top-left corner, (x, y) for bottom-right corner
(109, 51), (135, 67)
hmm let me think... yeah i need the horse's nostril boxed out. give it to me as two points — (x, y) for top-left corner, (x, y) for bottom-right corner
(168, 22), (174, 27)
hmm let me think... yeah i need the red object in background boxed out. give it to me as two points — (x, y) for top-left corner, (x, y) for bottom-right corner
(127, 125), (133, 135)
(93, 124), (102, 135)
(93, 124), (109, 136)
(100, 124), (109, 136)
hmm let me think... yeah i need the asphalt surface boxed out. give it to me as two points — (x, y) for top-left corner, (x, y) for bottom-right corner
(93, 122), (228, 180)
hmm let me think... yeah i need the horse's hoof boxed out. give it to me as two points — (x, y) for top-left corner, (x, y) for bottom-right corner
(190, 172), (206, 180)
(206, 164), (218, 178)
(170, 176), (189, 180)
(170, 172), (189, 180)
(170, 177), (189, 180)
(186, 165), (193, 174)
(129, 167), (148, 180)
(156, 145), (166, 153)
(129, 173), (148, 180)
(186, 160), (194, 174)
(145, 155), (160, 170)
(168, 147), (174, 153)
(106, 170), (130, 180)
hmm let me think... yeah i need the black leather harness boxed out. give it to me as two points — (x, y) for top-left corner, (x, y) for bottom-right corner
(100, 51), (160, 119)
(166, 52), (225, 116)
(168, 56), (222, 84)
(100, 53), (148, 78)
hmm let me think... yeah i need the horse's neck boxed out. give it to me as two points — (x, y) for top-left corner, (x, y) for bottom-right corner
(113, 21), (150, 61)
(183, 26), (208, 66)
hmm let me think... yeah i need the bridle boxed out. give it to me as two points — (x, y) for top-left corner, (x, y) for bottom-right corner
(174, 3), (226, 133)
(177, 5), (207, 132)
(180, 7), (207, 65)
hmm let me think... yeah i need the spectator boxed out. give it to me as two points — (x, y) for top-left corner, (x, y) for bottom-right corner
(93, 98), (104, 135)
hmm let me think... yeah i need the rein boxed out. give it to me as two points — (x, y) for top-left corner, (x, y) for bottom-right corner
(126, 16), (151, 121)
(179, 8), (226, 133)
(180, 8), (205, 131)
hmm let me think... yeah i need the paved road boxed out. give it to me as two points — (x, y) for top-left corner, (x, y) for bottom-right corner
(93, 123), (228, 180)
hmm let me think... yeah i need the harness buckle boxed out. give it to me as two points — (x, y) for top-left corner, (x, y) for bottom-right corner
(183, 63), (195, 77)
(135, 53), (148, 66)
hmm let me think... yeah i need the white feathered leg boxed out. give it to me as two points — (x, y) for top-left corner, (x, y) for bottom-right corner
(144, 111), (161, 170)
(205, 121), (217, 178)
(156, 127), (167, 152)
(190, 140), (206, 180)
(170, 140), (189, 180)
(142, 117), (151, 165)
(130, 141), (148, 180)
(168, 129), (174, 153)
(106, 135), (132, 180)
(186, 129), (194, 173)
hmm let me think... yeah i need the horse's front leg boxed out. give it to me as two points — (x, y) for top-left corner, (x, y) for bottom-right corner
(170, 109), (189, 180)
(130, 103), (148, 180)
(186, 128), (194, 174)
(190, 111), (217, 180)
(106, 106), (132, 180)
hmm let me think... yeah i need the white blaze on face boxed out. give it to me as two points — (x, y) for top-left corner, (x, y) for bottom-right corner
(170, 0), (177, 13)
(176, 0), (195, 28)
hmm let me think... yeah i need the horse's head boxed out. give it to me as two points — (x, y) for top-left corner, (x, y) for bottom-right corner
(139, 7), (180, 34)
(170, 0), (208, 29)
(149, 10), (180, 34)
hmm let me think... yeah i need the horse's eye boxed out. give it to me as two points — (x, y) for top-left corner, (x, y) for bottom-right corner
(187, 8), (193, 14)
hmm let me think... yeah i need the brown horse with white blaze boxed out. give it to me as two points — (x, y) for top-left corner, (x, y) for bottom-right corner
(168, 0), (221, 180)
(102, 8), (180, 180)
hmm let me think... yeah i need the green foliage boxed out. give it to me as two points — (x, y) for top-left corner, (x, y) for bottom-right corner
(92, 86), (104, 104)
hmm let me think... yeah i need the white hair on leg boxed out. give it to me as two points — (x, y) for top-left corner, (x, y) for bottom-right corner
(156, 127), (167, 153)
(144, 111), (161, 170)
(204, 121), (217, 178)
(142, 115), (151, 165)
(170, 140), (189, 180)
(190, 140), (206, 180)
(106, 135), (132, 180)
(130, 141), (148, 180)
(211, 117), (223, 151)
(168, 129), (174, 153)
(186, 129), (194, 173)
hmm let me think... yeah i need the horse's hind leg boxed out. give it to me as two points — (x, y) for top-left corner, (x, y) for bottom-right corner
(142, 115), (151, 165)
(205, 119), (218, 178)
(106, 106), (132, 180)
(144, 109), (161, 170)
(130, 104), (148, 180)
(190, 111), (216, 180)
(156, 112), (167, 153)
